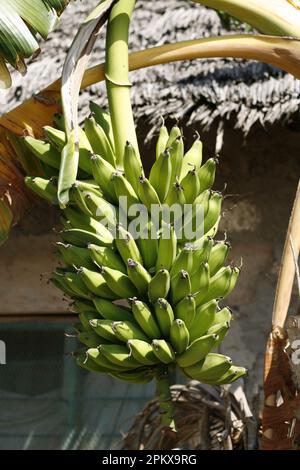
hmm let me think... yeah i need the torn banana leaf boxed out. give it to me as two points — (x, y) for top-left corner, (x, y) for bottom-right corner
(0, 0), (69, 88)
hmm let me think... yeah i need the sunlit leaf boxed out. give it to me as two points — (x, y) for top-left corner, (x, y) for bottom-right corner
(0, 0), (69, 88)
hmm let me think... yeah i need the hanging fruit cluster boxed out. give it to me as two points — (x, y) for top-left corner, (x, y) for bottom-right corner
(23, 101), (246, 386)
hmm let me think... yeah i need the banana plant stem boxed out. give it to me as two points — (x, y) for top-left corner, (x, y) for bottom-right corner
(105, 0), (140, 168)
(156, 367), (177, 433)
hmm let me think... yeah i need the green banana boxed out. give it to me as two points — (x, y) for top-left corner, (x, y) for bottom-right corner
(137, 221), (158, 270)
(77, 127), (95, 175)
(152, 339), (176, 364)
(71, 185), (93, 217)
(177, 334), (219, 368)
(131, 299), (161, 339)
(99, 344), (141, 369)
(212, 307), (232, 326)
(43, 125), (93, 174)
(83, 192), (117, 227)
(127, 259), (151, 294)
(174, 295), (196, 329)
(188, 190), (211, 238)
(8, 133), (44, 177)
(204, 192), (222, 235)
(165, 180), (186, 207)
(76, 350), (108, 373)
(170, 246), (194, 278)
(168, 136), (184, 188)
(89, 319), (120, 342)
(156, 119), (169, 160)
(43, 126), (66, 152)
(198, 157), (217, 192)
(148, 269), (170, 303)
(98, 265), (137, 299)
(93, 298), (133, 322)
(189, 300), (219, 342)
(79, 267), (117, 299)
(112, 171), (139, 207)
(84, 116), (116, 167)
(180, 166), (200, 203)
(137, 176), (161, 212)
(170, 270), (191, 305)
(207, 321), (230, 346)
(149, 149), (172, 203)
(57, 242), (94, 270)
(24, 137), (60, 170)
(166, 125), (181, 147)
(170, 319), (190, 354)
(183, 353), (232, 382)
(63, 271), (91, 299)
(79, 311), (102, 333)
(124, 141), (143, 194)
(73, 179), (101, 193)
(154, 298), (174, 338)
(112, 320), (149, 343)
(25, 177), (57, 204)
(89, 244), (126, 273)
(90, 153), (117, 203)
(196, 266), (240, 306)
(51, 274), (76, 298)
(87, 348), (128, 371)
(180, 134), (203, 180)
(73, 299), (96, 314)
(208, 241), (231, 276)
(77, 331), (102, 348)
(61, 228), (112, 248)
(190, 262), (210, 294)
(115, 225), (143, 266)
(63, 207), (114, 246)
(89, 102), (115, 152)
(209, 365), (247, 385)
(128, 339), (159, 366)
(156, 223), (177, 271)
(111, 368), (154, 384)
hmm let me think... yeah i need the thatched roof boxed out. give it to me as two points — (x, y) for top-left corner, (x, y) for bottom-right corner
(1, 0), (300, 136)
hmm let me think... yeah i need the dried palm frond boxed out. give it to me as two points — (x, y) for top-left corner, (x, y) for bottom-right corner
(122, 381), (256, 450)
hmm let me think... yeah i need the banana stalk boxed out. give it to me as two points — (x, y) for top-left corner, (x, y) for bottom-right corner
(155, 367), (176, 433)
(105, 0), (140, 168)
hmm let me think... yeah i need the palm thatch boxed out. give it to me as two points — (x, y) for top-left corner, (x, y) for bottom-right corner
(1, 0), (299, 137)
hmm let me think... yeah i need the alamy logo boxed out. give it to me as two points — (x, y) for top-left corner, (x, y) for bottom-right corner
(0, 340), (6, 365)
(291, 339), (300, 366)
(97, 197), (205, 241)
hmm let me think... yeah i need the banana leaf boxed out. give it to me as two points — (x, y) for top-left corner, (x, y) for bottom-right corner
(192, 0), (300, 37)
(0, 0), (69, 88)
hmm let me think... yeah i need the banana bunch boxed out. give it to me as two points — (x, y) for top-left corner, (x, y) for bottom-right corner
(24, 102), (246, 386)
